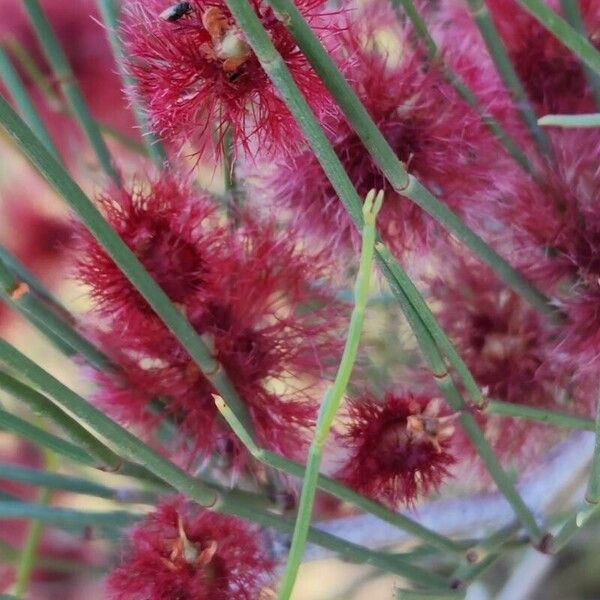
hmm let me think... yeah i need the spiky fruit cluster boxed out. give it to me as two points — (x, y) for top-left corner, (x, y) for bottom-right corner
(336, 392), (456, 508)
(75, 178), (344, 466)
(122, 0), (337, 157)
(107, 497), (275, 600)
(254, 2), (518, 256)
(428, 253), (579, 466)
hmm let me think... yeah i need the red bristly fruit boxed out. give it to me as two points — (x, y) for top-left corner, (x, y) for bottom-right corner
(75, 177), (345, 467)
(107, 497), (275, 600)
(336, 391), (456, 508)
(121, 0), (339, 158)
(254, 1), (519, 257)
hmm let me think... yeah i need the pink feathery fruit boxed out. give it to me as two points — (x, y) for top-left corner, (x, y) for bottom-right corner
(74, 178), (226, 327)
(255, 2), (519, 256)
(121, 0), (337, 157)
(428, 253), (574, 466)
(107, 497), (275, 600)
(76, 177), (345, 465)
(336, 391), (456, 508)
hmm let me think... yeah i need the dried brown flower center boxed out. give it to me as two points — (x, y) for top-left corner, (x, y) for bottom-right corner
(200, 7), (251, 74)
(161, 516), (218, 574)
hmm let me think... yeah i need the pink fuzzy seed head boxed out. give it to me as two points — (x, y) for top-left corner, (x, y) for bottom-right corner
(336, 392), (456, 508)
(428, 253), (577, 466)
(256, 2), (519, 257)
(121, 0), (337, 158)
(77, 183), (346, 466)
(107, 497), (275, 600)
(74, 177), (225, 326)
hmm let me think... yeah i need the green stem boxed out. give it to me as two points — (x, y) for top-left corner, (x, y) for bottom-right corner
(0, 245), (63, 313)
(260, 0), (555, 317)
(0, 260), (114, 372)
(464, 0), (551, 155)
(538, 113), (600, 127)
(547, 503), (600, 553)
(278, 191), (382, 599)
(393, 0), (533, 174)
(11, 490), (51, 598)
(0, 463), (156, 503)
(0, 408), (95, 466)
(11, 451), (57, 599)
(0, 370), (123, 471)
(559, 0), (600, 108)
(22, 0), (120, 183)
(0, 93), (256, 439)
(586, 387), (600, 503)
(516, 0), (600, 76)
(486, 400), (595, 431)
(0, 502), (141, 529)
(0, 340), (219, 507)
(375, 245), (485, 406)
(95, 0), (168, 167)
(0, 45), (59, 159)
(216, 396), (463, 556)
(451, 522), (520, 586)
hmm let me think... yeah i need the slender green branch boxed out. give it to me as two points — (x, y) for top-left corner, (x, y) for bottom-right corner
(0, 408), (95, 466)
(547, 503), (600, 553)
(12, 504), (47, 598)
(0, 45), (59, 159)
(0, 260), (114, 372)
(559, 0), (600, 108)
(0, 502), (141, 529)
(586, 387), (600, 504)
(0, 463), (156, 503)
(451, 522), (520, 586)
(4, 38), (61, 108)
(0, 341), (220, 507)
(375, 245), (485, 406)
(0, 245), (64, 313)
(260, 0), (555, 318)
(12, 451), (57, 599)
(538, 113), (600, 127)
(0, 370), (124, 471)
(0, 93), (256, 437)
(22, 0), (120, 182)
(278, 191), (382, 599)
(486, 400), (595, 431)
(95, 0), (168, 167)
(516, 0), (600, 76)
(464, 0), (551, 155)
(393, 0), (533, 174)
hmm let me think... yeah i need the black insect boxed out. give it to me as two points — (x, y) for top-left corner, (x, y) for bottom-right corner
(159, 2), (193, 22)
